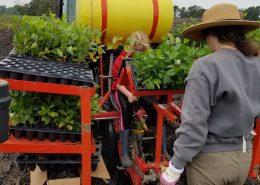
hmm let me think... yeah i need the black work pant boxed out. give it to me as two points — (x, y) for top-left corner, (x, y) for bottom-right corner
(114, 91), (157, 130)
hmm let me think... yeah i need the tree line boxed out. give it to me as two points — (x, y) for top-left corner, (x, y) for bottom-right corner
(0, 0), (259, 21)
(0, 0), (60, 16)
(174, 5), (260, 21)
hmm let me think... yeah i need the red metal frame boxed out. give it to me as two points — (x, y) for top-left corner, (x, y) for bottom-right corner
(0, 79), (95, 185)
(124, 102), (181, 185)
(100, 55), (104, 97)
(116, 64), (260, 183)
(153, 103), (181, 165)
(249, 119), (260, 178)
(116, 63), (183, 184)
(117, 65), (184, 98)
(92, 111), (120, 120)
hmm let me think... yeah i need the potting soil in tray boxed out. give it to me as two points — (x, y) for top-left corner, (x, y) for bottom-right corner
(9, 126), (81, 143)
(0, 52), (94, 86)
(16, 141), (102, 172)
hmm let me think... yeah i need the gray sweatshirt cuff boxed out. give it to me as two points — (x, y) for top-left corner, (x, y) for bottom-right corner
(171, 156), (187, 170)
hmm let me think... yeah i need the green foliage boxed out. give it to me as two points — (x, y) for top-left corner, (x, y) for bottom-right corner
(90, 94), (102, 115)
(13, 14), (104, 63)
(10, 91), (40, 127)
(132, 23), (211, 90)
(0, 15), (21, 29)
(10, 92), (102, 131)
(132, 20), (259, 90)
(247, 28), (260, 44)
(106, 36), (124, 50)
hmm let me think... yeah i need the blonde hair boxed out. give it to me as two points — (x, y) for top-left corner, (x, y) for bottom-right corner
(128, 31), (150, 52)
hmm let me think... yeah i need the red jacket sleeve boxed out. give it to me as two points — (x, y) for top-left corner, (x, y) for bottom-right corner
(112, 51), (127, 90)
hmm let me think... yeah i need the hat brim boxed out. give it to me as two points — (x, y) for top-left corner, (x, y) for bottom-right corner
(182, 20), (260, 41)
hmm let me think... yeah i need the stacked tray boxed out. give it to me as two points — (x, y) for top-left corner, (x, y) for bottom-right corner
(16, 140), (102, 172)
(0, 52), (94, 86)
(10, 126), (81, 142)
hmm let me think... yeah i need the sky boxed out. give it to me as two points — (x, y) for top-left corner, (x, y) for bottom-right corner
(0, 0), (31, 7)
(0, 0), (259, 8)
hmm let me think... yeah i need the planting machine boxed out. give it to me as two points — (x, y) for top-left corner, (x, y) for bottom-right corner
(68, 0), (260, 183)
(0, 0), (259, 185)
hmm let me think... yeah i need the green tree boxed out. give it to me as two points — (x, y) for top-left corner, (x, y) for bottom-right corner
(243, 6), (260, 21)
(174, 5), (180, 18)
(0, 5), (7, 15)
(179, 7), (187, 18)
(5, 0), (59, 16)
(3, 5), (20, 15)
(185, 5), (205, 18)
(25, 0), (57, 16)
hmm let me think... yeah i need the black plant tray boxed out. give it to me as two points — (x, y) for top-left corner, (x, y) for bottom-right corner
(16, 141), (102, 172)
(131, 65), (150, 91)
(9, 126), (81, 143)
(0, 51), (94, 86)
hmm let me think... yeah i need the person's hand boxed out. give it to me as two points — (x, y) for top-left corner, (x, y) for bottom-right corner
(127, 93), (137, 103)
(160, 163), (183, 185)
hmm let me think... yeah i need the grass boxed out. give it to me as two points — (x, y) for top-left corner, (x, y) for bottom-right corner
(0, 15), (21, 29)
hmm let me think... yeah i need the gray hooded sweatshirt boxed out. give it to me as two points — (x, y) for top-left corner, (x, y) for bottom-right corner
(171, 48), (260, 169)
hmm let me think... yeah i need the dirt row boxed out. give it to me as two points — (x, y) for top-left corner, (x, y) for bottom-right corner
(0, 28), (31, 185)
(0, 28), (13, 60)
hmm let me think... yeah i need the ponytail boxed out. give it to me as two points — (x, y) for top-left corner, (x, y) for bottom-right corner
(202, 26), (259, 57)
(235, 40), (258, 57)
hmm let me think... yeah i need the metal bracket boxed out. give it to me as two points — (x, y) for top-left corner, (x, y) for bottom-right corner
(81, 123), (91, 133)
(132, 164), (159, 185)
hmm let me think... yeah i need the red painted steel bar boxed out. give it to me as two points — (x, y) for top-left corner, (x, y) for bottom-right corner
(100, 55), (104, 97)
(81, 87), (92, 185)
(169, 102), (181, 116)
(155, 113), (163, 165)
(98, 89), (111, 107)
(154, 104), (175, 123)
(1, 79), (92, 95)
(93, 111), (120, 120)
(0, 136), (95, 153)
(249, 119), (260, 178)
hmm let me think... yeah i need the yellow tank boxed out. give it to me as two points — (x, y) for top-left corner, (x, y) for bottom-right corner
(76, 0), (173, 43)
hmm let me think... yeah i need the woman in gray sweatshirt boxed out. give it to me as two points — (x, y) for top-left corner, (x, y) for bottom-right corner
(160, 3), (260, 185)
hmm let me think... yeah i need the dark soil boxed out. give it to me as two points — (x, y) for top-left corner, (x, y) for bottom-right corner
(0, 153), (30, 185)
(0, 28), (13, 60)
(0, 28), (31, 185)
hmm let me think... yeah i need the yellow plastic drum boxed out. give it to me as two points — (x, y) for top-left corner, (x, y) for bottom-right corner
(76, 0), (173, 43)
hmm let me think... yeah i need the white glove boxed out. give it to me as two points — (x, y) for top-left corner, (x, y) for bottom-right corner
(160, 162), (183, 185)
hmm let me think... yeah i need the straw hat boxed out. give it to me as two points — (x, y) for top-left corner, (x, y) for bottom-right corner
(182, 3), (260, 41)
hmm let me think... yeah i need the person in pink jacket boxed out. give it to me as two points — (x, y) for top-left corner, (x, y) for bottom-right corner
(112, 31), (162, 167)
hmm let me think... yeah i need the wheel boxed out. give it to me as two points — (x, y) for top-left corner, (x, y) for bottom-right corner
(101, 120), (132, 185)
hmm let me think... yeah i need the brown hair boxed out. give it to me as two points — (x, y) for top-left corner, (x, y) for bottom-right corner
(128, 31), (150, 53)
(202, 26), (259, 57)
